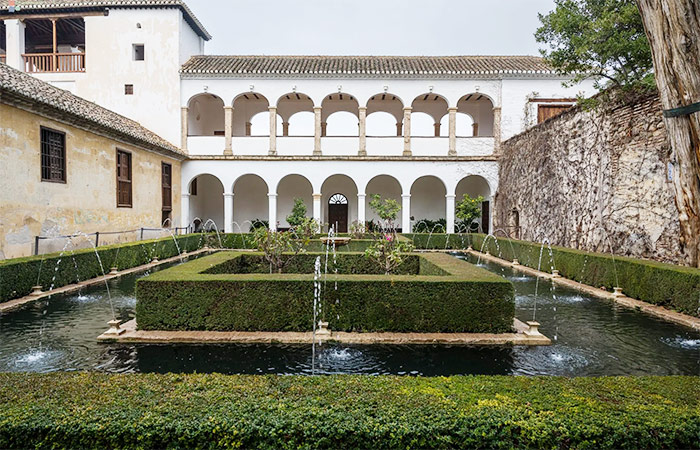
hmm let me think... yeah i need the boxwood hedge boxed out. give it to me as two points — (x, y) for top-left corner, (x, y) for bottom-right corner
(218, 233), (375, 252)
(0, 373), (698, 450)
(136, 252), (514, 333)
(407, 233), (700, 318)
(0, 234), (206, 305)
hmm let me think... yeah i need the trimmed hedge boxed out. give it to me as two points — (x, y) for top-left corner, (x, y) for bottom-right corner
(218, 233), (374, 252)
(0, 373), (698, 449)
(203, 253), (423, 275)
(0, 234), (206, 304)
(406, 232), (700, 318)
(466, 234), (700, 318)
(136, 252), (514, 333)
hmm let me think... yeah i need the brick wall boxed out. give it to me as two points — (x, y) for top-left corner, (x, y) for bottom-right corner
(495, 91), (682, 264)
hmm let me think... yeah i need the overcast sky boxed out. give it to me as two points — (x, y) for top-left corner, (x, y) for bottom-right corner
(187, 0), (558, 56)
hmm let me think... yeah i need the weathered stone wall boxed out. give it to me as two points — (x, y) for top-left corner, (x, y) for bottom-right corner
(495, 92), (682, 264)
(0, 103), (182, 260)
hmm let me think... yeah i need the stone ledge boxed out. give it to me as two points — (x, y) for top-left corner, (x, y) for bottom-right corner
(97, 318), (551, 346)
(186, 155), (499, 162)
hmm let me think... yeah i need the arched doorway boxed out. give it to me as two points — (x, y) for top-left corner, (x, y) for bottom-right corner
(328, 193), (349, 232)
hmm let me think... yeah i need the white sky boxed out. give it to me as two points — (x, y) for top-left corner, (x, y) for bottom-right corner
(187, 0), (558, 56)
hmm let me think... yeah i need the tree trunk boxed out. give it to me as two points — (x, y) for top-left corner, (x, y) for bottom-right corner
(636, 0), (700, 266)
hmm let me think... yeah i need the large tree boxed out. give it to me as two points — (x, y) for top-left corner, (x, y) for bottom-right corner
(536, 0), (654, 89)
(636, 1), (700, 266)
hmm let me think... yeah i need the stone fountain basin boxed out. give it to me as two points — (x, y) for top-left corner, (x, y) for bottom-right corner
(320, 237), (352, 246)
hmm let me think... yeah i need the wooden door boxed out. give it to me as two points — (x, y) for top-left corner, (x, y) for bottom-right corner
(328, 193), (349, 233)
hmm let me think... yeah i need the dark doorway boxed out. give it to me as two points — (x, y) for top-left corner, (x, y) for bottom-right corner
(481, 201), (490, 234)
(328, 193), (349, 233)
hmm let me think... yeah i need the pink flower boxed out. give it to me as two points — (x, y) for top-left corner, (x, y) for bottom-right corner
(385, 234), (393, 242)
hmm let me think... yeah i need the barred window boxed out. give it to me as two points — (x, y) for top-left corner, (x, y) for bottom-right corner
(40, 127), (66, 183)
(116, 150), (132, 207)
(162, 162), (172, 212)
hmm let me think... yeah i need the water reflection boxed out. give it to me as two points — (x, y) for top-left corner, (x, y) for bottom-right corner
(0, 254), (698, 376)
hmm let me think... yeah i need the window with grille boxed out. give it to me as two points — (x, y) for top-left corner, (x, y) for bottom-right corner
(116, 150), (132, 207)
(40, 127), (66, 183)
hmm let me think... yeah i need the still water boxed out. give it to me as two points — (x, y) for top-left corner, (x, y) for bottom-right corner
(1, 254), (698, 375)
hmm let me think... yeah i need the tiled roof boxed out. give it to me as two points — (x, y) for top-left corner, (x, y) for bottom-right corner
(181, 55), (556, 78)
(0, 63), (184, 158)
(0, 0), (211, 40)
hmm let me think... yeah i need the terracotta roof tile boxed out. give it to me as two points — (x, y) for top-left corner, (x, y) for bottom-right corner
(0, 63), (184, 157)
(181, 55), (555, 78)
(0, 0), (211, 40)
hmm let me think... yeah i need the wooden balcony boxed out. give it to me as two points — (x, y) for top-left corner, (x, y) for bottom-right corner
(23, 52), (85, 73)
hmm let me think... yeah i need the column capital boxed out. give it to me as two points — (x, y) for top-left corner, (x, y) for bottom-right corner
(267, 193), (278, 198)
(357, 193), (366, 198)
(224, 105), (233, 111)
(492, 106), (502, 111)
(312, 193), (323, 199)
(358, 106), (367, 112)
(313, 105), (323, 111)
(181, 106), (189, 111)
(181, 193), (190, 199)
(403, 107), (413, 112)
(268, 106), (277, 111)
(223, 192), (234, 198)
(445, 194), (457, 199)
(402, 194), (411, 199)
(448, 106), (458, 112)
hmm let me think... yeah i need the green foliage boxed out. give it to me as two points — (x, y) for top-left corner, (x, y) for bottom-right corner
(535, 0), (654, 90)
(464, 233), (700, 318)
(412, 218), (446, 233)
(1, 373), (699, 450)
(286, 198), (308, 227)
(405, 233), (477, 250)
(368, 194), (401, 228)
(455, 194), (484, 225)
(364, 235), (415, 275)
(136, 252), (514, 333)
(248, 219), (269, 231)
(0, 234), (205, 304)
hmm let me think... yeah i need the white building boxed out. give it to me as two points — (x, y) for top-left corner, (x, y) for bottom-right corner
(1, 0), (595, 235)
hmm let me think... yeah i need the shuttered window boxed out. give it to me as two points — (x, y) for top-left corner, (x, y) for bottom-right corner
(40, 127), (66, 183)
(162, 162), (172, 211)
(116, 150), (132, 207)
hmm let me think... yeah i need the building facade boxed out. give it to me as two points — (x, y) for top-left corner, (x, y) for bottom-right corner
(1, 0), (595, 244)
(0, 63), (185, 259)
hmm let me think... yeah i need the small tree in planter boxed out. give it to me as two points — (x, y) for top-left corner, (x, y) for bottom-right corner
(286, 198), (307, 228)
(455, 194), (484, 232)
(364, 194), (414, 274)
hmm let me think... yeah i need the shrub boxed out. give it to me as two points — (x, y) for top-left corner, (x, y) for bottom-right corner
(407, 232), (700, 318)
(455, 194), (484, 225)
(0, 373), (698, 450)
(412, 218), (446, 233)
(135, 252), (514, 333)
(0, 234), (205, 304)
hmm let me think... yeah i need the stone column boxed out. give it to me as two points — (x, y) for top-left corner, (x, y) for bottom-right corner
(433, 122), (441, 137)
(180, 107), (189, 153)
(401, 194), (411, 233)
(358, 106), (367, 156)
(313, 106), (322, 156)
(181, 194), (190, 231)
(448, 107), (457, 156)
(223, 193), (234, 233)
(492, 106), (502, 154)
(282, 121), (290, 137)
(5, 19), (26, 70)
(268, 193), (278, 231)
(245, 122), (252, 136)
(269, 106), (277, 155)
(396, 122), (403, 136)
(321, 122), (327, 137)
(446, 194), (456, 234)
(357, 193), (366, 225)
(312, 193), (322, 224)
(403, 107), (412, 156)
(224, 106), (233, 156)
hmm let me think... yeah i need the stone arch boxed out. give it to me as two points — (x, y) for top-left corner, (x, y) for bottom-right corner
(188, 173), (224, 231)
(455, 175), (492, 233)
(410, 176), (447, 230)
(321, 174), (359, 232)
(412, 93), (449, 137)
(187, 93), (225, 136)
(232, 92), (270, 136)
(457, 93), (495, 137)
(276, 174), (314, 229)
(322, 93), (359, 136)
(232, 174), (269, 230)
(277, 92), (314, 136)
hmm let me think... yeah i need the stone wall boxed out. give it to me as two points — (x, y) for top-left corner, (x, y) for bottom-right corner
(495, 91), (682, 264)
